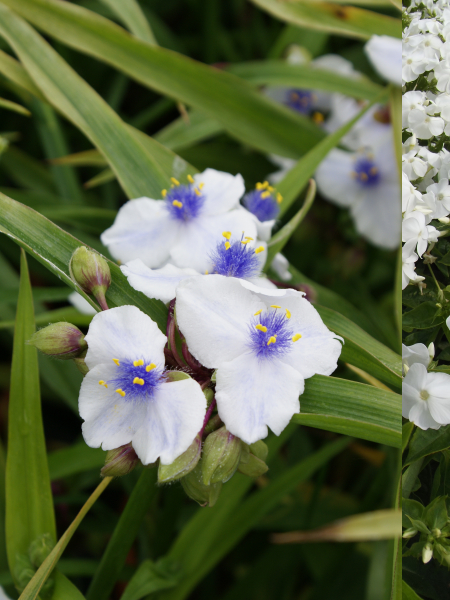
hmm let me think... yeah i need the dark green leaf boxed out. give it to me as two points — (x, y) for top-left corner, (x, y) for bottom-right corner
(405, 425), (450, 465)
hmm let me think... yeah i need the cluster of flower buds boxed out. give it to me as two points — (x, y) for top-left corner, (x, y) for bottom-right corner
(14, 533), (55, 597)
(403, 497), (450, 566)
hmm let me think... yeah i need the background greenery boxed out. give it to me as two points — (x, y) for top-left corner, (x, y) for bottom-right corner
(0, 1), (401, 599)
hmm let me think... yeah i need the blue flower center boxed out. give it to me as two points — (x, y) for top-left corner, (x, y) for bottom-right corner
(352, 156), (381, 187)
(101, 358), (164, 401)
(285, 89), (315, 114)
(209, 235), (262, 279)
(243, 182), (281, 222)
(248, 308), (301, 360)
(165, 180), (205, 222)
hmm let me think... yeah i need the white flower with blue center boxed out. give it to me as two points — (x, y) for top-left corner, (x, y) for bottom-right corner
(101, 169), (257, 273)
(175, 276), (342, 444)
(242, 180), (282, 241)
(316, 137), (400, 250)
(120, 233), (276, 304)
(79, 306), (206, 465)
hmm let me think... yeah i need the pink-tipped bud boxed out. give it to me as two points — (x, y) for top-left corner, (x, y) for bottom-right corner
(101, 444), (139, 478)
(69, 246), (111, 311)
(28, 322), (87, 360)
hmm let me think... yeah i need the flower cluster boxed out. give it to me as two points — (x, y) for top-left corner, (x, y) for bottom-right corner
(37, 169), (343, 505)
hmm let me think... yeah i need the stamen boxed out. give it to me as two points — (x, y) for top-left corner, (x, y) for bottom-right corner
(256, 182), (264, 190)
(133, 377), (145, 385)
(285, 308), (291, 319)
(98, 380), (108, 388)
(244, 236), (254, 241)
(133, 359), (144, 367)
(112, 358), (120, 366)
(194, 188), (202, 196)
(313, 112), (324, 124)
(116, 388), (126, 397)
(270, 305), (281, 309)
(146, 363), (156, 372)
(241, 240), (250, 245)
(276, 193), (283, 204)
(255, 324), (268, 332)
(187, 174), (194, 183)
(199, 182), (205, 190)
(267, 336), (277, 345)
(261, 191), (271, 199)
(350, 171), (358, 179)
(224, 241), (231, 250)
(370, 167), (378, 175)
(172, 200), (183, 208)
(292, 334), (302, 342)
(254, 309), (262, 316)
(171, 177), (180, 186)
(254, 246), (265, 254)
(360, 172), (368, 182)
(222, 231), (232, 240)
(162, 189), (167, 198)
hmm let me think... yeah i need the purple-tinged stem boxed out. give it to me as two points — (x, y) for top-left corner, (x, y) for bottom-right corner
(168, 318), (186, 368)
(200, 398), (217, 437)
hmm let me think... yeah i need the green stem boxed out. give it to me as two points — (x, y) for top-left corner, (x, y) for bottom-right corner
(427, 264), (443, 302)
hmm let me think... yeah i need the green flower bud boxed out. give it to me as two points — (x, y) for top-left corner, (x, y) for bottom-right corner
(402, 527), (418, 539)
(423, 542), (433, 564)
(203, 387), (214, 405)
(28, 322), (87, 360)
(181, 461), (222, 507)
(158, 434), (201, 484)
(73, 356), (89, 375)
(432, 528), (442, 538)
(28, 533), (55, 568)
(69, 246), (111, 311)
(202, 426), (241, 485)
(238, 453), (268, 478)
(249, 440), (268, 461)
(13, 553), (35, 591)
(101, 444), (139, 478)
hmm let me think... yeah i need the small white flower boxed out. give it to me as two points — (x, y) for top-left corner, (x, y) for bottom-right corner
(365, 35), (402, 85)
(402, 150), (428, 181)
(434, 59), (450, 93)
(403, 363), (450, 430)
(101, 169), (257, 272)
(175, 275), (342, 444)
(402, 211), (439, 257)
(402, 239), (424, 290)
(402, 91), (427, 128)
(79, 306), (206, 465)
(407, 108), (445, 140)
(426, 179), (450, 218)
(402, 172), (423, 214)
(402, 342), (432, 374)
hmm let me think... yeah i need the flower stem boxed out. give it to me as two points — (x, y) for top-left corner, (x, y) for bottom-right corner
(200, 398), (217, 437)
(427, 264), (444, 302)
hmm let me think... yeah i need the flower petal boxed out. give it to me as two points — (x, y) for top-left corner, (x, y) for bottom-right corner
(193, 168), (245, 216)
(316, 149), (361, 208)
(101, 198), (180, 267)
(215, 352), (304, 444)
(176, 275), (265, 368)
(408, 400), (441, 431)
(121, 260), (199, 304)
(84, 305), (166, 370)
(131, 377), (206, 465)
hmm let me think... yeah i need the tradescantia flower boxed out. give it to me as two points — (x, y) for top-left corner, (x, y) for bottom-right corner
(242, 180), (282, 241)
(79, 305), (206, 465)
(402, 363), (450, 430)
(101, 169), (257, 273)
(121, 233), (276, 304)
(175, 276), (342, 444)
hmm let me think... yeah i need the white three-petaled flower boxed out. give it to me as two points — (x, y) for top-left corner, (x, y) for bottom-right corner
(175, 276), (342, 444)
(79, 306), (206, 464)
(403, 363), (450, 430)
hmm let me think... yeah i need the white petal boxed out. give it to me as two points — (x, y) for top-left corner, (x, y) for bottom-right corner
(131, 377), (206, 465)
(176, 275), (265, 368)
(101, 198), (180, 267)
(316, 149), (360, 208)
(245, 276), (278, 290)
(84, 305), (166, 370)
(68, 292), (98, 315)
(365, 36), (402, 85)
(215, 352), (304, 444)
(271, 253), (292, 281)
(402, 382), (421, 419)
(402, 343), (431, 370)
(193, 168), (245, 216)
(121, 260), (199, 304)
(408, 400), (442, 430)
(80, 364), (147, 450)
(169, 208), (258, 272)
(255, 218), (276, 242)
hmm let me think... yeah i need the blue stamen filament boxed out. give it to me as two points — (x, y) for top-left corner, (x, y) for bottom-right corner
(165, 175), (205, 222)
(285, 89), (315, 114)
(351, 155), (381, 187)
(249, 307), (301, 359)
(209, 233), (262, 279)
(98, 358), (164, 401)
(243, 181), (282, 222)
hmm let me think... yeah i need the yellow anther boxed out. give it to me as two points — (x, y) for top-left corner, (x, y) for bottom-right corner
(256, 182), (265, 190)
(244, 236), (254, 241)
(267, 336), (277, 345)
(254, 246), (265, 254)
(222, 231), (232, 240)
(172, 200), (183, 208)
(261, 191), (271, 199)
(263, 181), (270, 188)
(146, 363), (156, 372)
(171, 177), (180, 186)
(255, 324), (267, 332)
(254, 309), (262, 316)
(270, 305), (281, 309)
(350, 171), (358, 179)
(194, 188), (202, 196)
(276, 193), (283, 204)
(267, 185), (274, 192)
(312, 112), (324, 124)
(225, 241), (231, 250)
(205, 270), (209, 275)
(241, 240), (250, 245)
(133, 377), (145, 385)
(112, 358), (120, 366)
(199, 182), (205, 190)
(116, 388), (126, 397)
(285, 308), (291, 319)
(162, 189), (167, 198)
(360, 172), (368, 182)
(133, 359), (144, 367)
(98, 380), (108, 388)
(370, 167), (378, 175)
(187, 174), (194, 184)
(292, 333), (302, 342)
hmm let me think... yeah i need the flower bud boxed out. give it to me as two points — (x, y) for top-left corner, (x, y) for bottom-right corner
(69, 246), (111, 311)
(249, 440), (268, 461)
(202, 426), (242, 485)
(428, 343), (435, 361)
(238, 452), (268, 478)
(13, 553), (35, 591)
(101, 444), (139, 478)
(73, 356), (89, 375)
(402, 527), (418, 539)
(423, 543), (433, 564)
(28, 533), (55, 568)
(181, 461), (222, 507)
(158, 434), (202, 484)
(432, 528), (442, 538)
(28, 322), (87, 360)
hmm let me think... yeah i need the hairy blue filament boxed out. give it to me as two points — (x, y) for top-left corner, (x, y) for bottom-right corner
(108, 360), (164, 401)
(353, 156), (381, 187)
(248, 310), (293, 359)
(285, 89), (315, 114)
(166, 185), (206, 221)
(243, 190), (279, 222)
(209, 238), (261, 279)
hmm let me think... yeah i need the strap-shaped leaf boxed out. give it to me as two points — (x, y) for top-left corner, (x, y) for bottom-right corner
(0, 0), (324, 158)
(98, 0), (156, 44)
(6, 250), (56, 575)
(48, 443), (105, 480)
(0, 192), (168, 332)
(0, 96), (30, 115)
